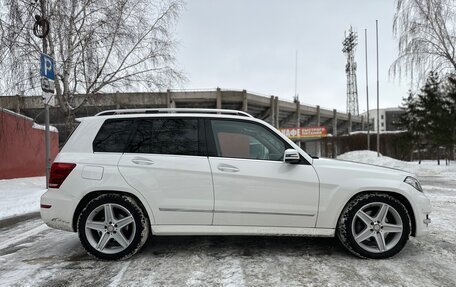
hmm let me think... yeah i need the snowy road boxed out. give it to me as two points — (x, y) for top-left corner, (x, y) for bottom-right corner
(0, 176), (455, 287)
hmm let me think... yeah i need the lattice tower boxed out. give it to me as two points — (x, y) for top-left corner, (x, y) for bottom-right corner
(342, 27), (359, 116)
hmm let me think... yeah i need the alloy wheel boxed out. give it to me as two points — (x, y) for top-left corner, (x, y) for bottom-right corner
(85, 203), (136, 254)
(351, 202), (403, 253)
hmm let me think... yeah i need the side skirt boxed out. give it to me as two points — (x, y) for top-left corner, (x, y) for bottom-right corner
(151, 225), (335, 237)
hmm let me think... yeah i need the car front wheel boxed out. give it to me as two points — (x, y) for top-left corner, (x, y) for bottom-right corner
(337, 193), (411, 259)
(77, 194), (150, 260)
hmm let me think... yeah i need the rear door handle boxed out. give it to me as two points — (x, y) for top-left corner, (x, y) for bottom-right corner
(217, 164), (239, 172)
(131, 158), (154, 165)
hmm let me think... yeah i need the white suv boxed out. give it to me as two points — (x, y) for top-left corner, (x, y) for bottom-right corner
(40, 108), (431, 260)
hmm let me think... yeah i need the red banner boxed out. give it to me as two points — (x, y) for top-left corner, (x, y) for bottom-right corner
(280, 126), (327, 139)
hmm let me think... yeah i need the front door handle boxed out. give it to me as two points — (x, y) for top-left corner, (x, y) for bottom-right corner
(217, 164), (240, 172)
(131, 158), (154, 165)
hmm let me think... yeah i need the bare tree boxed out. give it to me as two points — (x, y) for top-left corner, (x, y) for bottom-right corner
(0, 0), (184, 114)
(391, 0), (456, 83)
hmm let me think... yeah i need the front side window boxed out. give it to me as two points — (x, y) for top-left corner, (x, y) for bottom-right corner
(210, 120), (286, 161)
(129, 118), (199, 156)
(93, 119), (134, 152)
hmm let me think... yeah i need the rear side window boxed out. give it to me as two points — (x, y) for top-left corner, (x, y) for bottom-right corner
(128, 118), (199, 156)
(93, 119), (134, 152)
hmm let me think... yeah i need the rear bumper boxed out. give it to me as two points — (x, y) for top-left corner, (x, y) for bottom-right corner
(40, 188), (77, 232)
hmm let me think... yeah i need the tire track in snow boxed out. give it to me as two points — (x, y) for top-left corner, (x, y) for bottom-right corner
(108, 261), (131, 287)
(0, 224), (48, 250)
(0, 212), (40, 228)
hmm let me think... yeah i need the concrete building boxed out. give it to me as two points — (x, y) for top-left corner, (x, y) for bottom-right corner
(0, 89), (368, 139)
(362, 108), (405, 132)
(0, 89), (372, 157)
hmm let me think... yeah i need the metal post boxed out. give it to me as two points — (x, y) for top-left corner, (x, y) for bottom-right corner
(294, 50), (299, 102)
(296, 101), (301, 148)
(45, 104), (50, 187)
(365, 28), (370, 151)
(376, 20), (380, 157)
(40, 0), (51, 188)
(333, 109), (338, 158)
(316, 105), (321, 157)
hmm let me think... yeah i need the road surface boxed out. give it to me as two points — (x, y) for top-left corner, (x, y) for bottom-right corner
(0, 176), (455, 287)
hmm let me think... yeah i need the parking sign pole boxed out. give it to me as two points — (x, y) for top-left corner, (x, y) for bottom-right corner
(40, 0), (51, 188)
(45, 100), (50, 188)
(39, 54), (55, 189)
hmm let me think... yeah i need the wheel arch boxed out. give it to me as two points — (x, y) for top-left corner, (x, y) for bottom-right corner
(72, 190), (153, 232)
(339, 190), (417, 237)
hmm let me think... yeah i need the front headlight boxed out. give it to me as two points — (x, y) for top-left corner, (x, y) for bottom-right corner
(404, 176), (423, 192)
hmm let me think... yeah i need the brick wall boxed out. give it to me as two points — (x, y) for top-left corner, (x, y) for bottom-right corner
(0, 108), (59, 179)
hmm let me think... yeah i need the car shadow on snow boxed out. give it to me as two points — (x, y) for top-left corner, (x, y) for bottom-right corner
(140, 235), (346, 258)
(61, 234), (430, 263)
(60, 235), (345, 264)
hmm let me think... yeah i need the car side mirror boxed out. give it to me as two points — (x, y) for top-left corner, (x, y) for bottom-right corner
(283, 149), (300, 164)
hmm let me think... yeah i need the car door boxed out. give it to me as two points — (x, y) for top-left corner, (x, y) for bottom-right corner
(118, 117), (214, 225)
(207, 118), (320, 228)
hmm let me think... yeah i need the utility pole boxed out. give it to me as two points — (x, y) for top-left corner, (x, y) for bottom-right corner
(364, 29), (370, 151)
(294, 50), (299, 103)
(294, 50), (301, 147)
(376, 20), (380, 157)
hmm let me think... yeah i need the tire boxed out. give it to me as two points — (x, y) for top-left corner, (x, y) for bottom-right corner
(337, 193), (411, 259)
(77, 194), (150, 260)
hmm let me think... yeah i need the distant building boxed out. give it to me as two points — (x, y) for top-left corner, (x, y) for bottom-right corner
(362, 108), (405, 132)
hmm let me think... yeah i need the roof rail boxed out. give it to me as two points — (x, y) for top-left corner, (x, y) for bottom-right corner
(95, 108), (254, 118)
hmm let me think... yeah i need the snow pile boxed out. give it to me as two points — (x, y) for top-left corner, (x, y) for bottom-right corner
(337, 150), (456, 177)
(0, 177), (46, 220)
(32, 123), (58, 133)
(2, 108), (58, 133)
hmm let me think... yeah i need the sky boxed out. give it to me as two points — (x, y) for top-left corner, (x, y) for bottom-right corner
(173, 0), (411, 113)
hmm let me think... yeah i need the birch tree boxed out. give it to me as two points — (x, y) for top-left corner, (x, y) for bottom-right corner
(391, 0), (456, 83)
(0, 0), (184, 114)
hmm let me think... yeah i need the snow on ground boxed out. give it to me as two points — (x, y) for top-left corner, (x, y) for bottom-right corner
(337, 150), (456, 177)
(0, 177), (45, 220)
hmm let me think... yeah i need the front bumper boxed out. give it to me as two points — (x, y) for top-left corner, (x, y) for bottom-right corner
(407, 184), (432, 237)
(40, 188), (77, 232)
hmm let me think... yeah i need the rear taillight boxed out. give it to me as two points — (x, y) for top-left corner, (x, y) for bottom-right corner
(49, 163), (76, 188)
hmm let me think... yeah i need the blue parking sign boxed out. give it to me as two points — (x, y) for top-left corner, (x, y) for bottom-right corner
(40, 53), (55, 81)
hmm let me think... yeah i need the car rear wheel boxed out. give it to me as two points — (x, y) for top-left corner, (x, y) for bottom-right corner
(337, 193), (411, 259)
(77, 194), (150, 260)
